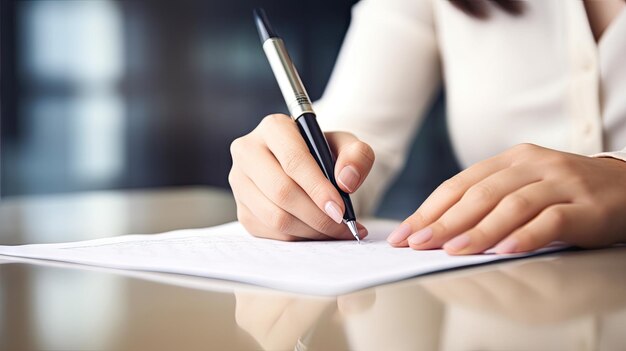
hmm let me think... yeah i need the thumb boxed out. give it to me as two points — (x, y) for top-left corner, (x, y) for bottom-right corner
(326, 132), (375, 194)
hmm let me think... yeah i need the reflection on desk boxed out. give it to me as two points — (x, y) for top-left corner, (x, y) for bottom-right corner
(234, 248), (626, 351)
(1, 188), (625, 350)
(2, 247), (624, 350)
(422, 248), (626, 350)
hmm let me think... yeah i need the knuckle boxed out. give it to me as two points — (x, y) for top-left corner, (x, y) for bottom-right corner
(512, 143), (539, 155)
(518, 224), (553, 249)
(469, 226), (489, 242)
(261, 114), (278, 126)
(502, 194), (531, 213)
(515, 228), (538, 248)
(270, 176), (294, 206)
(268, 208), (293, 235)
(440, 176), (465, 194)
(509, 144), (541, 164)
(466, 183), (495, 202)
(314, 215), (337, 235)
(410, 210), (430, 226)
(351, 141), (375, 164)
(260, 114), (289, 130)
(306, 180), (328, 204)
(433, 220), (448, 234)
(283, 149), (307, 175)
(547, 153), (576, 171)
(568, 176), (592, 197)
(227, 170), (236, 187)
(229, 137), (244, 158)
(544, 207), (568, 229)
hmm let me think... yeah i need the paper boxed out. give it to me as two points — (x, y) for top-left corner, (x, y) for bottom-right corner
(0, 220), (563, 295)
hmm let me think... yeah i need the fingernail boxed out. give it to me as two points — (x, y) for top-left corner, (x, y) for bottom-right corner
(338, 166), (360, 193)
(494, 238), (518, 254)
(408, 227), (433, 246)
(324, 201), (344, 224)
(387, 223), (412, 244)
(443, 234), (471, 252)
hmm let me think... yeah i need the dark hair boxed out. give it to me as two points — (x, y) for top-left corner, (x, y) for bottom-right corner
(449, 0), (524, 19)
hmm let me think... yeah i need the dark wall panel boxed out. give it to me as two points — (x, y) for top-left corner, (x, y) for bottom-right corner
(1, 0), (357, 196)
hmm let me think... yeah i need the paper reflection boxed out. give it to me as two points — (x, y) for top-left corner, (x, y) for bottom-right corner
(233, 248), (626, 351)
(31, 268), (123, 350)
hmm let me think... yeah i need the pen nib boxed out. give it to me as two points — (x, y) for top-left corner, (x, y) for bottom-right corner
(345, 220), (360, 244)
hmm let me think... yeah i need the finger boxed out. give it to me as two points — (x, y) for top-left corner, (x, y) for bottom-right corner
(236, 200), (301, 241)
(492, 204), (591, 254)
(494, 0), (524, 15)
(405, 166), (541, 250)
(230, 168), (335, 241)
(258, 114), (347, 224)
(232, 142), (360, 240)
(387, 153), (511, 247)
(336, 290), (377, 315)
(234, 291), (292, 332)
(451, 0), (489, 18)
(238, 199), (367, 242)
(326, 132), (375, 193)
(443, 181), (571, 255)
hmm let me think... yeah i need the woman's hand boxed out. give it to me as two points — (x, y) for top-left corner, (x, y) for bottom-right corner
(423, 249), (626, 323)
(234, 290), (332, 350)
(229, 114), (375, 241)
(387, 143), (626, 254)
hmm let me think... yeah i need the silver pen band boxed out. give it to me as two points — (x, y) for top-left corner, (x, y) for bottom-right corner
(262, 38), (315, 119)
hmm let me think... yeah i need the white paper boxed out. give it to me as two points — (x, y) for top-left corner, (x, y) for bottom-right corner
(0, 220), (563, 295)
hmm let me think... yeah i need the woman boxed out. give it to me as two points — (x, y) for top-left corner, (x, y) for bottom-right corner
(228, 0), (626, 254)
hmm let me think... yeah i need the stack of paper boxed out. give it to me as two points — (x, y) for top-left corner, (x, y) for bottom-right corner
(0, 220), (561, 295)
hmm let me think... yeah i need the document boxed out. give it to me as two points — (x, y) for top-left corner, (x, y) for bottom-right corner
(0, 220), (563, 295)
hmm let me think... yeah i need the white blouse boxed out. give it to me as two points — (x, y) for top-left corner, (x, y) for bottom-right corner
(315, 0), (626, 216)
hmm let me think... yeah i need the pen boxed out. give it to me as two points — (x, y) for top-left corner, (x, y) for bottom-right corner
(253, 8), (360, 243)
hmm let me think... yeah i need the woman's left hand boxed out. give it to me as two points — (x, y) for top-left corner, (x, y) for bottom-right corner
(386, 143), (626, 255)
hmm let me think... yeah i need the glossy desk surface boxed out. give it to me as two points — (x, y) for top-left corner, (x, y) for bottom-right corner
(1, 187), (625, 351)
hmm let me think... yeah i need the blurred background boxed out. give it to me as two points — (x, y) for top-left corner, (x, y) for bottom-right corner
(0, 0), (459, 219)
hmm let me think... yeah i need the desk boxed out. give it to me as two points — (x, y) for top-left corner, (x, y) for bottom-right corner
(1, 187), (625, 350)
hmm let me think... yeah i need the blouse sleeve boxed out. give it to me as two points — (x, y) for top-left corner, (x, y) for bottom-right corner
(592, 147), (626, 162)
(314, 0), (442, 216)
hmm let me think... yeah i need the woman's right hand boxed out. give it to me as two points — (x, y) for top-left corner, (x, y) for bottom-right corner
(229, 114), (375, 241)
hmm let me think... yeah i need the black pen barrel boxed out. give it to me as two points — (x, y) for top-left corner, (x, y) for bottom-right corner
(295, 113), (356, 222)
(253, 8), (278, 42)
(253, 8), (358, 228)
